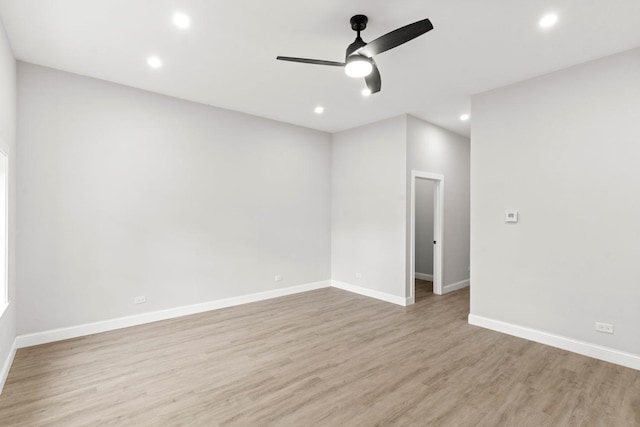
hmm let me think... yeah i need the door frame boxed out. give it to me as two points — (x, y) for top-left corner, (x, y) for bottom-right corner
(410, 170), (444, 301)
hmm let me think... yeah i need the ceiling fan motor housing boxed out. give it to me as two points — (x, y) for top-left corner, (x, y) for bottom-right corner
(346, 38), (367, 58)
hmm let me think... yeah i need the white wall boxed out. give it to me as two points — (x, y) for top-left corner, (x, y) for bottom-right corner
(331, 114), (470, 301)
(331, 116), (407, 299)
(0, 15), (15, 389)
(16, 63), (331, 335)
(470, 48), (640, 356)
(415, 179), (434, 275)
(407, 115), (470, 292)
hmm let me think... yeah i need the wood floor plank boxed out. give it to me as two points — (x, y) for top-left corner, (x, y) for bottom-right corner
(0, 281), (639, 426)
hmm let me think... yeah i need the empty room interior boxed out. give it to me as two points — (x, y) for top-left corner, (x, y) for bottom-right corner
(0, 0), (639, 425)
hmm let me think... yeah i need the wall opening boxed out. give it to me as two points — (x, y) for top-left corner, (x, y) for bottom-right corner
(0, 150), (7, 309)
(409, 170), (444, 303)
(415, 179), (435, 297)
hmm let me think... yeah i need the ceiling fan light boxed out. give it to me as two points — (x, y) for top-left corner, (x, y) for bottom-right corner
(345, 55), (373, 78)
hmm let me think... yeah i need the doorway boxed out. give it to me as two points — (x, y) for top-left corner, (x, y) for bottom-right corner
(410, 171), (443, 302)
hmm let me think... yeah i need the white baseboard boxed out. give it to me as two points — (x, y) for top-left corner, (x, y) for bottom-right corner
(14, 279), (411, 350)
(443, 279), (470, 294)
(331, 281), (408, 306)
(13, 278), (412, 352)
(468, 314), (640, 371)
(16, 281), (331, 349)
(0, 338), (17, 394)
(415, 272), (433, 281)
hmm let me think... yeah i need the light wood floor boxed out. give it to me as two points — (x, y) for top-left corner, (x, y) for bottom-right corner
(1, 282), (639, 426)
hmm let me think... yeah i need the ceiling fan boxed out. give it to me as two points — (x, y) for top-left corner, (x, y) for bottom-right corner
(277, 15), (433, 95)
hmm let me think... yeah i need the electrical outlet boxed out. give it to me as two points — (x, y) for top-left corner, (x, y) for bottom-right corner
(355, 272), (362, 279)
(275, 275), (283, 282)
(134, 296), (146, 305)
(595, 322), (613, 334)
(505, 211), (519, 223)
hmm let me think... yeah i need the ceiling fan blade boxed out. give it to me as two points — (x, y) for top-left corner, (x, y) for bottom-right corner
(365, 62), (381, 94)
(276, 56), (345, 67)
(357, 19), (433, 58)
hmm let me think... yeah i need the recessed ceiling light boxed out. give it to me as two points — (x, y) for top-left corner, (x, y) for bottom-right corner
(173, 12), (190, 29)
(539, 13), (558, 29)
(460, 114), (470, 121)
(314, 106), (325, 114)
(362, 88), (372, 97)
(147, 56), (162, 69)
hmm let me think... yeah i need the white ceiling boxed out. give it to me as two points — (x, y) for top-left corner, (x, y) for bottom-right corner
(0, 0), (639, 137)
